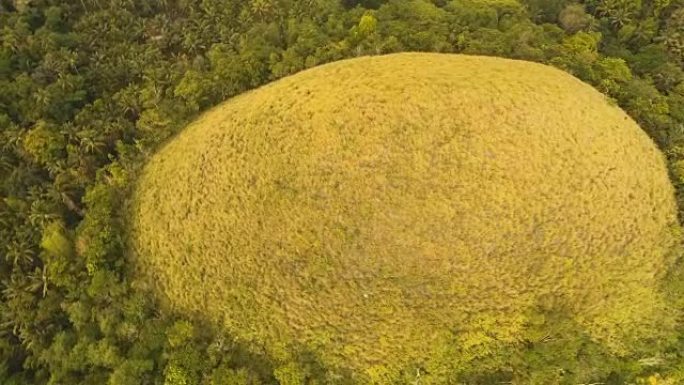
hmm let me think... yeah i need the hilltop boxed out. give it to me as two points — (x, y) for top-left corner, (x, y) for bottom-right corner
(129, 53), (679, 378)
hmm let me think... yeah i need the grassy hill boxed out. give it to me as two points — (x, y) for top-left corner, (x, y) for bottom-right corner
(129, 53), (679, 378)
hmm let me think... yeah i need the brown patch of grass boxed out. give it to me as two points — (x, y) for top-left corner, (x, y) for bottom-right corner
(129, 53), (679, 376)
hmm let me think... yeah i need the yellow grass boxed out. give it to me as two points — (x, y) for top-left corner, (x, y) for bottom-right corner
(129, 53), (679, 377)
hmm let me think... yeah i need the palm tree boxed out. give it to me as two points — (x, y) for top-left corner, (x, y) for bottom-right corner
(595, 0), (639, 29)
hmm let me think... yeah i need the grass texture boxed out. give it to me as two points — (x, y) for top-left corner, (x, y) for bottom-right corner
(130, 53), (679, 376)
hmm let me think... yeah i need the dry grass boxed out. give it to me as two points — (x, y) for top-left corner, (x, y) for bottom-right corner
(129, 53), (679, 377)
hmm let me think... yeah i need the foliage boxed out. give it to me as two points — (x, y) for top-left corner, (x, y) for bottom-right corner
(1, 0), (684, 384)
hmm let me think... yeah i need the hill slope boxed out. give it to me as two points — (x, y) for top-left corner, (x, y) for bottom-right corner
(129, 53), (679, 376)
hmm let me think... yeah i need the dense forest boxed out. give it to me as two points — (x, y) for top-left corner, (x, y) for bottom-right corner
(2, 0), (684, 384)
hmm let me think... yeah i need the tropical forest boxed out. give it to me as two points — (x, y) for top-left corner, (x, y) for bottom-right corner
(2, 0), (684, 384)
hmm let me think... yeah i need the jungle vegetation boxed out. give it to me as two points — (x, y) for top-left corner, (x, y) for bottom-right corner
(2, 0), (684, 384)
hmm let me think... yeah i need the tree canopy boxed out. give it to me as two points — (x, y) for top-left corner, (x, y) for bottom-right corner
(1, 0), (684, 384)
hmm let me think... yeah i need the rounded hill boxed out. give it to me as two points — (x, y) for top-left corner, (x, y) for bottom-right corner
(129, 53), (679, 376)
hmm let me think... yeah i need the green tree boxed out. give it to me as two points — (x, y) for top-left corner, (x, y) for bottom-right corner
(558, 3), (593, 33)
